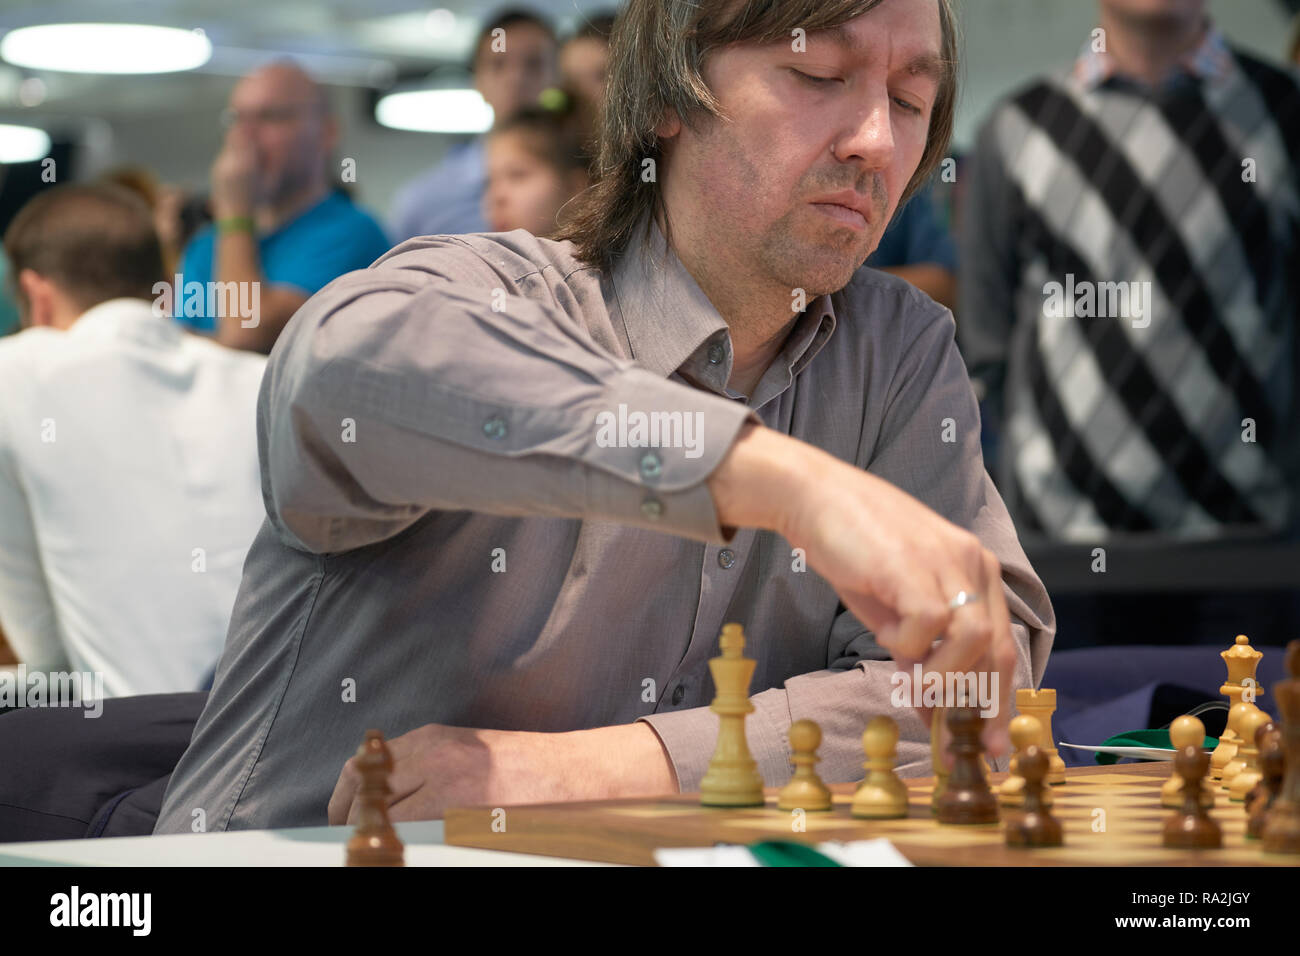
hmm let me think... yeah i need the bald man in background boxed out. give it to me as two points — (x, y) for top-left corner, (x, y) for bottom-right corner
(176, 61), (390, 353)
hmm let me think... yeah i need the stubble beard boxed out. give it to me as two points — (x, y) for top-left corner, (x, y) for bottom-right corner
(758, 202), (885, 298)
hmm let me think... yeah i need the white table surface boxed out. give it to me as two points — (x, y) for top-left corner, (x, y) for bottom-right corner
(0, 820), (611, 867)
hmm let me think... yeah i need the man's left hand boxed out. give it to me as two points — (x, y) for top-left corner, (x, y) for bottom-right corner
(327, 721), (677, 825)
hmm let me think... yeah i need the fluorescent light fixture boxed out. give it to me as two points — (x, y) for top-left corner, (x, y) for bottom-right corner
(424, 8), (457, 37)
(375, 88), (493, 134)
(0, 123), (50, 163)
(0, 23), (212, 74)
(354, 10), (472, 60)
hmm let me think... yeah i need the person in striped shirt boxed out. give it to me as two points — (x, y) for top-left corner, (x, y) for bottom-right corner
(959, 0), (1300, 545)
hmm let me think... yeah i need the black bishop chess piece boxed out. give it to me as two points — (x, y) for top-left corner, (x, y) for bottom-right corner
(345, 729), (405, 867)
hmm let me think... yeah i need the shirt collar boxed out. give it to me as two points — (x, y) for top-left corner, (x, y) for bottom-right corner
(608, 214), (837, 400)
(67, 297), (183, 346)
(1072, 21), (1234, 92)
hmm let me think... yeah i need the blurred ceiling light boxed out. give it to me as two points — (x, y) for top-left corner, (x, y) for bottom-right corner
(0, 23), (213, 74)
(424, 9), (456, 36)
(17, 76), (45, 106)
(375, 88), (493, 134)
(0, 123), (50, 162)
(204, 46), (395, 88)
(355, 12), (470, 61)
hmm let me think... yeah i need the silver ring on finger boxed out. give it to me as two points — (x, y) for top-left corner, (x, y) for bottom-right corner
(948, 589), (980, 610)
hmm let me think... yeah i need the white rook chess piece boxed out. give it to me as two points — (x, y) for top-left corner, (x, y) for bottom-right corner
(1015, 688), (1065, 785)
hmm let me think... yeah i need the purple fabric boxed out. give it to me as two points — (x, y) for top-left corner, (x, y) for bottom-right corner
(1043, 645), (1286, 766)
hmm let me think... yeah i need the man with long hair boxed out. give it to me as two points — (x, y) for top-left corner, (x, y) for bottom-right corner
(150, 0), (1053, 834)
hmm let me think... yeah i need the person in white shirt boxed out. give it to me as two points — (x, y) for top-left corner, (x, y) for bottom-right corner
(0, 183), (267, 698)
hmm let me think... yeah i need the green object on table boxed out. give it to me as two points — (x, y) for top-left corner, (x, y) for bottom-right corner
(1094, 729), (1218, 765)
(748, 841), (842, 867)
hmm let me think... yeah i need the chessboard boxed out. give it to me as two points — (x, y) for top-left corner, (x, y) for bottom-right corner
(444, 761), (1298, 866)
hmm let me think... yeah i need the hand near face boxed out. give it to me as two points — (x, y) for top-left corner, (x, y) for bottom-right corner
(210, 125), (258, 218)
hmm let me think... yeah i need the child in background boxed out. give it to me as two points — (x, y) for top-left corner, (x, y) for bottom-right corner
(483, 89), (594, 238)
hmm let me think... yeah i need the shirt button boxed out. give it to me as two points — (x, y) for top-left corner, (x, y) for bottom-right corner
(641, 498), (663, 520)
(482, 415), (507, 440)
(707, 344), (724, 365)
(718, 548), (736, 569)
(639, 451), (662, 481)
(671, 685), (685, 705)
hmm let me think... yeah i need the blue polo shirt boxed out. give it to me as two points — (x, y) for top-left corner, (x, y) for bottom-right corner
(176, 191), (392, 333)
(866, 185), (958, 272)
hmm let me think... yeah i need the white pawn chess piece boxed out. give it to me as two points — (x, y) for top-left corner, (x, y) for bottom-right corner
(1228, 708), (1273, 803)
(1000, 715), (1054, 808)
(1162, 714), (1214, 809)
(778, 719), (832, 811)
(1220, 702), (1261, 792)
(852, 716), (909, 819)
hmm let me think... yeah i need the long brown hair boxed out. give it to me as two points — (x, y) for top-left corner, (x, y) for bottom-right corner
(552, 0), (959, 274)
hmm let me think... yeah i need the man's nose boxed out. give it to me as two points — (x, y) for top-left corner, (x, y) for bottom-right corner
(834, 95), (895, 170)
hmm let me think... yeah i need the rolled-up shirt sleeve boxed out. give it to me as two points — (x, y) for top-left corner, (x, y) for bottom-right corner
(258, 235), (758, 554)
(640, 289), (1055, 791)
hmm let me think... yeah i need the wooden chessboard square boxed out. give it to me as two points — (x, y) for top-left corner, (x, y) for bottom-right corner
(724, 813), (872, 833)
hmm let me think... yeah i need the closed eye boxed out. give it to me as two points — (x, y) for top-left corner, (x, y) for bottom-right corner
(791, 69), (839, 87)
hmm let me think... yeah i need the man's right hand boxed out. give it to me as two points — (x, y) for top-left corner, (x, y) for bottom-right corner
(210, 125), (257, 220)
(707, 422), (1017, 758)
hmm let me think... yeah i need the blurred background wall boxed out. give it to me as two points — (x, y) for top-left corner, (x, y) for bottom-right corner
(0, 0), (1293, 228)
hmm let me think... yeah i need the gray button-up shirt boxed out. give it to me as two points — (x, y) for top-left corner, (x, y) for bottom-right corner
(155, 216), (1055, 833)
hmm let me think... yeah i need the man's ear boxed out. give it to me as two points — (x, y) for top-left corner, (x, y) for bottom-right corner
(16, 268), (53, 328)
(653, 106), (682, 140)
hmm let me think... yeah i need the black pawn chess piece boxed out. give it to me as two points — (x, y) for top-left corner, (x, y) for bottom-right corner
(1162, 744), (1222, 850)
(1248, 726), (1284, 840)
(935, 705), (999, 825)
(1005, 744), (1063, 848)
(345, 729), (405, 867)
